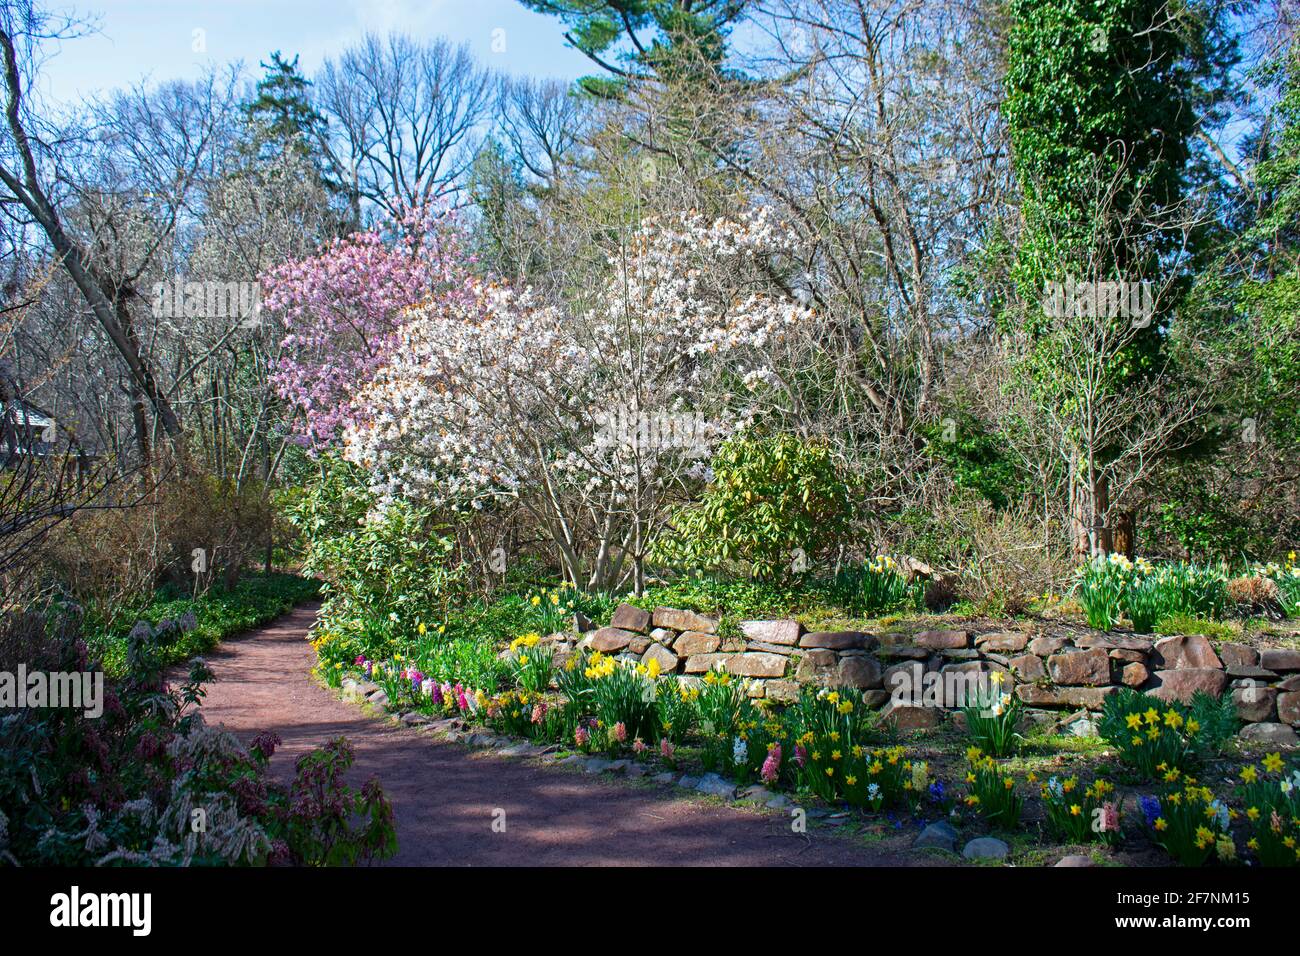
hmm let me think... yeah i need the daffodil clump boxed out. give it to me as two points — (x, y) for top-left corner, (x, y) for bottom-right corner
(1140, 773), (1235, 866)
(656, 680), (700, 745)
(1257, 552), (1300, 617)
(586, 651), (660, 747)
(697, 668), (749, 773)
(784, 687), (872, 800)
(1078, 554), (1228, 632)
(1235, 752), (1300, 866)
(1098, 689), (1236, 781)
(509, 633), (554, 696)
(961, 670), (1022, 757)
(961, 748), (1023, 829)
(485, 688), (549, 737)
(524, 583), (583, 634)
(828, 554), (925, 616)
(1040, 774), (1121, 846)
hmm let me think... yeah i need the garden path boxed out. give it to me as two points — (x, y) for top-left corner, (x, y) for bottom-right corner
(194, 602), (933, 866)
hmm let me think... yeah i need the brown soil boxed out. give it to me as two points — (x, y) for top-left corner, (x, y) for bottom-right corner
(194, 603), (935, 866)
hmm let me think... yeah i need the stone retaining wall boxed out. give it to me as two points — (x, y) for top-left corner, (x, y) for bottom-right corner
(540, 603), (1300, 745)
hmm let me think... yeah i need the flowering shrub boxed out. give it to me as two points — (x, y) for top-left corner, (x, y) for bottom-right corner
(1235, 752), (1300, 866)
(1098, 689), (1237, 780)
(1039, 774), (1121, 846)
(338, 208), (814, 589)
(962, 748), (1023, 829)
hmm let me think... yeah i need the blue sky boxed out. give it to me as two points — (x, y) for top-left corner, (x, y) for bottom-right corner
(38, 0), (594, 103)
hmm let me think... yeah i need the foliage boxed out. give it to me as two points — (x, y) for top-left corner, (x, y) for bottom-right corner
(1098, 689), (1238, 780)
(85, 571), (319, 677)
(962, 748), (1023, 829)
(1077, 554), (1228, 631)
(961, 671), (1022, 757)
(653, 433), (855, 583)
(827, 555), (924, 617)
(1234, 753), (1300, 867)
(1141, 781), (1234, 866)
(1038, 774), (1121, 846)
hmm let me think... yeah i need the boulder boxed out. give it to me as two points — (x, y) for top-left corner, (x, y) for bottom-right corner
(1008, 653), (1047, 681)
(739, 619), (801, 646)
(915, 629), (969, 650)
(683, 653), (733, 674)
(796, 648), (839, 684)
(641, 643), (679, 673)
(914, 820), (958, 852)
(1238, 722), (1299, 746)
(1047, 647), (1111, 686)
(799, 630), (871, 650)
(1278, 691), (1300, 726)
(610, 603), (652, 634)
(1016, 684), (1117, 709)
(1232, 685), (1277, 723)
(588, 626), (637, 653)
(962, 837), (1009, 861)
(975, 631), (1030, 653)
(1152, 634), (1223, 670)
(1055, 855), (1096, 867)
(880, 699), (942, 731)
(1219, 643), (1259, 669)
(765, 680), (801, 703)
(1260, 648), (1300, 672)
(728, 653), (788, 679)
(674, 631), (721, 656)
(1148, 667), (1227, 703)
(1121, 661), (1149, 688)
(1029, 636), (1068, 657)
(653, 607), (720, 634)
(836, 655), (883, 689)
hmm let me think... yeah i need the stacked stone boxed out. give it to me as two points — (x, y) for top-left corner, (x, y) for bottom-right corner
(535, 603), (1300, 743)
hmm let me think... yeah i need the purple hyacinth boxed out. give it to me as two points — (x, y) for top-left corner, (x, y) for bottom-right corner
(1139, 794), (1161, 828)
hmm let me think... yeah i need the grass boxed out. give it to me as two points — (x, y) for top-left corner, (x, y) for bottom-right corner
(88, 571), (320, 676)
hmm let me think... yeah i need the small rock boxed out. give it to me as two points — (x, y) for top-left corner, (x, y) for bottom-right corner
(366, 689), (389, 707)
(1055, 854), (1096, 867)
(694, 773), (737, 799)
(583, 757), (613, 774)
(610, 603), (652, 634)
(651, 772), (677, 785)
(962, 837), (1009, 861)
(1239, 722), (1300, 746)
(915, 629), (969, 650)
(676, 774), (701, 789)
(914, 820), (959, 852)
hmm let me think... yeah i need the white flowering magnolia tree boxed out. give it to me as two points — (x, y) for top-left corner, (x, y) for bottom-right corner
(343, 208), (816, 590)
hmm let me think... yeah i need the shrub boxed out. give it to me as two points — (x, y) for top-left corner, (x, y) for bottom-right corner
(652, 433), (855, 583)
(290, 459), (468, 659)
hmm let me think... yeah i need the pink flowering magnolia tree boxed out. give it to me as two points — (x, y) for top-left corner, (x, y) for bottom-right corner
(261, 207), (479, 448)
(342, 208), (816, 590)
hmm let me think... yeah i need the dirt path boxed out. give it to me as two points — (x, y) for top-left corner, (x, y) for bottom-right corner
(194, 603), (933, 866)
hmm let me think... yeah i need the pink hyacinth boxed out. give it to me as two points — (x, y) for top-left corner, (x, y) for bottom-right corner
(660, 738), (675, 761)
(455, 685), (469, 712)
(614, 722), (628, 744)
(632, 738), (648, 755)
(531, 702), (547, 725)
(794, 744), (807, 767)
(761, 743), (782, 785)
(575, 725), (590, 747)
(354, 655), (365, 666)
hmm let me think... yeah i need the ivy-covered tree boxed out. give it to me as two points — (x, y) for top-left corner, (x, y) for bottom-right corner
(1002, 0), (1208, 556)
